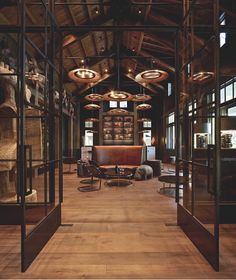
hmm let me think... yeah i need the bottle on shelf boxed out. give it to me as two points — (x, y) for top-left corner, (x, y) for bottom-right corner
(115, 164), (119, 174)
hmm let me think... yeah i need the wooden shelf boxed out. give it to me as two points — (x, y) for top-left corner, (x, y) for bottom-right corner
(103, 115), (134, 145)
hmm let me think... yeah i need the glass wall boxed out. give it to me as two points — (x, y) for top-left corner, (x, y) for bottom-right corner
(176, 0), (220, 271)
(0, 1), (63, 272)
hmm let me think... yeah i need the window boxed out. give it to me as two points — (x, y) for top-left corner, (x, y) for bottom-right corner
(143, 130), (151, 146)
(109, 101), (117, 108)
(220, 78), (236, 104)
(166, 112), (175, 149)
(220, 88), (225, 103)
(227, 106), (236, 116)
(119, 101), (127, 108)
(220, 13), (226, 48)
(168, 83), (172, 96)
(84, 130), (93, 146)
(226, 84), (233, 101)
(143, 121), (152, 128)
(187, 63), (191, 76)
(85, 121), (93, 128)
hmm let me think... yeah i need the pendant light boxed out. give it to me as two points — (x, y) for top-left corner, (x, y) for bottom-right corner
(104, 32), (133, 102)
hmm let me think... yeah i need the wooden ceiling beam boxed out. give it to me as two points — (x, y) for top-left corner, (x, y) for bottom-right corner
(78, 73), (113, 94)
(144, 33), (174, 52)
(64, 0), (85, 91)
(125, 73), (165, 95)
(142, 42), (173, 55)
(82, 0), (103, 74)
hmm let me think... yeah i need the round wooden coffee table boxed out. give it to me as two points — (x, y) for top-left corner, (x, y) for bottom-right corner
(104, 168), (133, 187)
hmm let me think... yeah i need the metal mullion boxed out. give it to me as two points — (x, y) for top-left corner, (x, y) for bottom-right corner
(16, 1), (21, 204)
(0, 73), (19, 76)
(58, 34), (63, 204)
(190, 7), (195, 218)
(48, 0), (56, 204)
(25, 36), (47, 60)
(180, 35), (215, 72)
(43, 1), (48, 212)
(213, 0), (220, 272)
(19, 0), (27, 273)
(175, 28), (180, 204)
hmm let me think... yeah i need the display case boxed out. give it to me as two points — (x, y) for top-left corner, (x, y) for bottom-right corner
(103, 115), (134, 145)
(194, 133), (209, 149)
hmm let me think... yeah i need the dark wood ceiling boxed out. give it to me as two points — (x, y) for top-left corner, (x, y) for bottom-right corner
(1, 0), (235, 99)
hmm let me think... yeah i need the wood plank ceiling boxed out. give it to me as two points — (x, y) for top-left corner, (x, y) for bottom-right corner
(0, 0), (225, 99)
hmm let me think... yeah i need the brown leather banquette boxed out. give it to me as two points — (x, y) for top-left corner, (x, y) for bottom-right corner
(93, 146), (143, 169)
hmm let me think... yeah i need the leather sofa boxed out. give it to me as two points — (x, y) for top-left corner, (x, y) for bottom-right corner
(92, 145), (143, 169)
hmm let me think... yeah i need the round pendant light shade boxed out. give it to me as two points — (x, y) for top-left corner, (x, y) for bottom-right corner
(68, 68), (101, 83)
(85, 117), (99, 122)
(189, 72), (214, 83)
(136, 103), (152, 110)
(135, 69), (168, 83)
(132, 94), (152, 102)
(137, 117), (151, 122)
(87, 130), (98, 134)
(84, 103), (101, 110)
(104, 90), (133, 101)
(85, 93), (104, 102)
(138, 129), (151, 133)
(107, 108), (129, 115)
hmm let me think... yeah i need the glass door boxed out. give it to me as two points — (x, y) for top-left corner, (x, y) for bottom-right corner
(0, 0), (63, 272)
(176, 0), (220, 271)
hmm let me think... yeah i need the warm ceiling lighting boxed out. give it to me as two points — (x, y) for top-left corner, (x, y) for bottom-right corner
(104, 68), (108, 73)
(85, 117), (99, 122)
(107, 108), (129, 115)
(132, 94), (152, 102)
(85, 93), (104, 102)
(138, 130), (150, 133)
(84, 103), (101, 110)
(137, 117), (151, 122)
(68, 68), (101, 83)
(189, 72), (214, 83)
(104, 90), (133, 101)
(135, 69), (168, 83)
(138, 8), (142, 14)
(136, 103), (152, 110)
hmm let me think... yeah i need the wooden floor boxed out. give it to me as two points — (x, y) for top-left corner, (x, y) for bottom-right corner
(1, 166), (236, 279)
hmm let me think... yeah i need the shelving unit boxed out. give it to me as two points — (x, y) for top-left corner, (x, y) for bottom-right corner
(103, 115), (134, 145)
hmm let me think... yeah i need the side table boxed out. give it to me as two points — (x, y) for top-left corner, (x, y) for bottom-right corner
(143, 160), (162, 177)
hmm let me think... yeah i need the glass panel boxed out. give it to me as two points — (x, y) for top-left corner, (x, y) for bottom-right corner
(0, 2), (18, 25)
